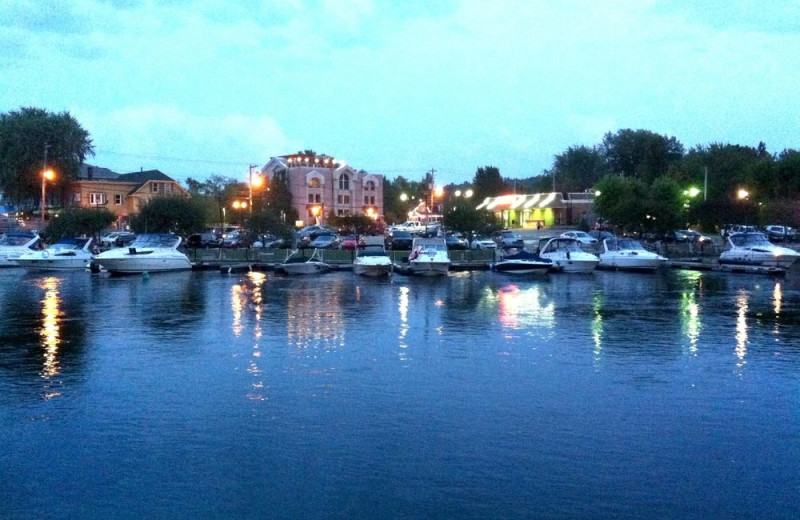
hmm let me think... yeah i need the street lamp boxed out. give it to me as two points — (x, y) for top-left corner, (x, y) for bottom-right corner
(41, 168), (55, 232)
(248, 164), (264, 215)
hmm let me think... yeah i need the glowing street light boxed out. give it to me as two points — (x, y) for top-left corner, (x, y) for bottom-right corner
(248, 164), (264, 215)
(737, 188), (750, 200)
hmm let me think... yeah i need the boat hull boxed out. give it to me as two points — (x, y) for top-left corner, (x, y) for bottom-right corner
(719, 251), (800, 269)
(492, 260), (550, 275)
(598, 255), (665, 271)
(16, 256), (93, 270)
(409, 261), (450, 276)
(353, 262), (392, 277)
(97, 257), (192, 273)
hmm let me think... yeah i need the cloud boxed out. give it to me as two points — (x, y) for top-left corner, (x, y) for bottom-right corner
(74, 104), (297, 180)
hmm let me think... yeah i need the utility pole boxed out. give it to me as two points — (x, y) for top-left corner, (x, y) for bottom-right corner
(41, 142), (51, 232)
(703, 166), (708, 202)
(248, 164), (257, 215)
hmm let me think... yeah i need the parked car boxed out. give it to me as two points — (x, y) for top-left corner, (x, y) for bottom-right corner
(340, 235), (363, 250)
(310, 234), (340, 249)
(298, 225), (338, 240)
(186, 232), (221, 248)
(588, 229), (616, 241)
(222, 230), (249, 248)
(444, 234), (468, 250)
(471, 236), (497, 250)
(386, 230), (413, 250)
(493, 230), (525, 249)
(681, 230), (714, 244)
(763, 225), (796, 242)
(559, 230), (598, 245)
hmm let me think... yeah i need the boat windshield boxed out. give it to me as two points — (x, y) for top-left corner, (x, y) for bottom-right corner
(131, 234), (180, 248)
(730, 233), (771, 247)
(0, 233), (37, 246)
(543, 239), (582, 253)
(50, 238), (90, 251)
(610, 239), (645, 251)
(357, 245), (387, 257)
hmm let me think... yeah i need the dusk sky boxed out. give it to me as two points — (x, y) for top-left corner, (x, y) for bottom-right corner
(2, 0), (799, 186)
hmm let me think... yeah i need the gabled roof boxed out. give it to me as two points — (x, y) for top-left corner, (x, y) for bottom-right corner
(116, 170), (175, 184)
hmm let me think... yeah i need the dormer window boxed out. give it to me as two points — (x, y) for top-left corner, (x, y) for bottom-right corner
(338, 174), (350, 190)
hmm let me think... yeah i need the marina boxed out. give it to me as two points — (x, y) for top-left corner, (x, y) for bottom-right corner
(2, 267), (800, 519)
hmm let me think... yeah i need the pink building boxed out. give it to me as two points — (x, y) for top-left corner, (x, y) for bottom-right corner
(262, 154), (383, 227)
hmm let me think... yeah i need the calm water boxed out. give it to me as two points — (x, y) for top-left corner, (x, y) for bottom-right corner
(2, 266), (800, 519)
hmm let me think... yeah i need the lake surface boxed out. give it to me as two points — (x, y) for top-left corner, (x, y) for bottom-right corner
(2, 267), (800, 519)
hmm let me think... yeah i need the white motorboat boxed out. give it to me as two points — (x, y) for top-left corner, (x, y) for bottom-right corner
(491, 250), (552, 275)
(353, 242), (392, 277)
(278, 248), (331, 275)
(94, 233), (191, 274)
(719, 232), (800, 268)
(408, 237), (450, 276)
(0, 231), (42, 267)
(597, 238), (666, 271)
(537, 237), (598, 273)
(16, 237), (95, 270)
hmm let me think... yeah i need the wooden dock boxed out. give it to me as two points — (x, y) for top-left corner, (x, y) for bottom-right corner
(668, 259), (786, 276)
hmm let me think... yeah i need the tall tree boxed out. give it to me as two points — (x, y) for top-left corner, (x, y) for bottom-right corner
(129, 195), (207, 236)
(262, 167), (296, 223)
(0, 107), (94, 206)
(472, 166), (505, 203)
(601, 129), (684, 183)
(547, 145), (608, 192)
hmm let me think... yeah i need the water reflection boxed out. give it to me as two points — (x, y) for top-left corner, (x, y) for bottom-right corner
(591, 292), (604, 359)
(735, 289), (749, 368)
(494, 283), (555, 331)
(38, 277), (62, 386)
(398, 286), (409, 357)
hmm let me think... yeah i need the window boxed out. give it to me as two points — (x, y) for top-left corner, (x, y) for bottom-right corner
(338, 174), (350, 190)
(151, 183), (159, 193)
(308, 178), (321, 188)
(308, 194), (315, 203)
(365, 180), (375, 191)
(338, 195), (350, 204)
(115, 194), (122, 205)
(89, 193), (107, 205)
(72, 192), (81, 203)
(364, 196), (369, 205)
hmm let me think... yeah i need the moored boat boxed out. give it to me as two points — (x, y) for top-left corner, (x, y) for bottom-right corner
(719, 232), (800, 268)
(537, 236), (599, 273)
(408, 237), (450, 276)
(94, 233), (191, 274)
(0, 231), (42, 267)
(597, 238), (666, 271)
(17, 237), (95, 270)
(492, 250), (552, 275)
(353, 240), (392, 277)
(277, 248), (331, 275)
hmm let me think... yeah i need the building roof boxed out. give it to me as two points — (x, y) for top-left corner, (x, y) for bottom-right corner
(116, 170), (175, 184)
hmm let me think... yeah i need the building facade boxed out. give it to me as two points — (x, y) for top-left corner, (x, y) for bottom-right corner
(476, 192), (597, 229)
(70, 165), (188, 227)
(261, 154), (383, 227)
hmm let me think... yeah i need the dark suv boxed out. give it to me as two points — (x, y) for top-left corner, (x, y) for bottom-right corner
(386, 230), (413, 250)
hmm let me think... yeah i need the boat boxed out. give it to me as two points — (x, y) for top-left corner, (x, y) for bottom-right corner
(491, 250), (552, 275)
(0, 231), (42, 267)
(408, 237), (450, 276)
(597, 238), (667, 271)
(277, 248), (331, 275)
(353, 239), (392, 277)
(537, 237), (599, 273)
(16, 237), (95, 270)
(719, 231), (800, 268)
(93, 233), (191, 274)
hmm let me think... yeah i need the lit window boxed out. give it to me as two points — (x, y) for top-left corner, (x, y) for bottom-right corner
(115, 194), (122, 205)
(89, 193), (107, 205)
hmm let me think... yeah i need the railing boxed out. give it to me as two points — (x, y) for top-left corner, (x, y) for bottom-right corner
(184, 247), (499, 265)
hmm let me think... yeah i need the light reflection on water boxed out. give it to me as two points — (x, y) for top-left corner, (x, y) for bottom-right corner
(2, 268), (800, 519)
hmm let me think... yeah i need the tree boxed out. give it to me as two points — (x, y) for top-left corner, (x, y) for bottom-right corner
(547, 145), (608, 192)
(43, 208), (116, 241)
(383, 175), (424, 224)
(443, 198), (499, 240)
(129, 196), (207, 236)
(472, 166), (505, 203)
(592, 175), (648, 233)
(601, 129), (684, 183)
(262, 167), (295, 223)
(0, 107), (94, 207)
(184, 174), (242, 225)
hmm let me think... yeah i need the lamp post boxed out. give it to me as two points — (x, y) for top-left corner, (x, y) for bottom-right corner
(41, 142), (54, 232)
(248, 164), (264, 215)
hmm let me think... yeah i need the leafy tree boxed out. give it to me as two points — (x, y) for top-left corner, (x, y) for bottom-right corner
(328, 214), (383, 235)
(184, 174), (241, 225)
(592, 175), (648, 233)
(262, 167), (296, 223)
(0, 107), (94, 206)
(129, 196), (207, 236)
(44, 208), (116, 241)
(547, 145), (608, 192)
(383, 175), (424, 224)
(443, 198), (499, 240)
(647, 176), (683, 232)
(601, 129), (684, 183)
(472, 166), (505, 203)
(244, 211), (294, 242)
